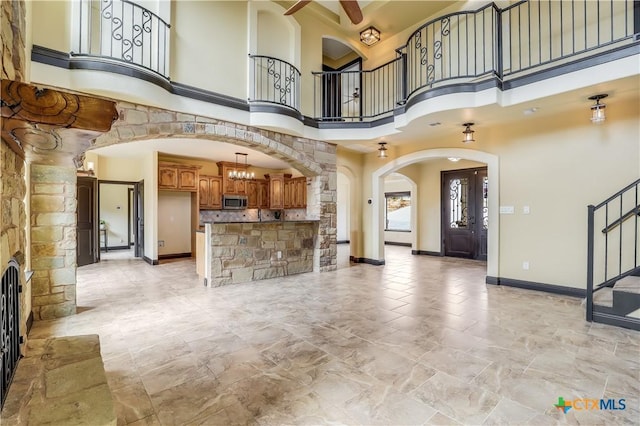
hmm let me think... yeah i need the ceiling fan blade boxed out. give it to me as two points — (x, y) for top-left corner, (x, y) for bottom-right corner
(339, 0), (363, 24)
(284, 0), (312, 16)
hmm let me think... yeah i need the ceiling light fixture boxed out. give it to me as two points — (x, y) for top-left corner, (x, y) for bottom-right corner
(377, 142), (388, 158)
(360, 26), (381, 46)
(588, 94), (607, 124)
(448, 157), (461, 162)
(462, 122), (475, 143)
(229, 152), (255, 181)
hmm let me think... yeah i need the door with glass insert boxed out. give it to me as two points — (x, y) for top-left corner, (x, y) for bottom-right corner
(442, 167), (488, 260)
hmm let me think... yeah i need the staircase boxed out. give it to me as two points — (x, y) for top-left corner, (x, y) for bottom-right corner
(586, 179), (640, 331)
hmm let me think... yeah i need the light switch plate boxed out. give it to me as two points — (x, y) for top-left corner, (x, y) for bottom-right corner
(499, 206), (515, 214)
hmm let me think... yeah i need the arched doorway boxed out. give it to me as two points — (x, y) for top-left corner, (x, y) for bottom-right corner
(370, 148), (499, 277)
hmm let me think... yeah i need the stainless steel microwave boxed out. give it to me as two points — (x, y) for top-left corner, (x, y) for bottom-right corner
(222, 194), (248, 210)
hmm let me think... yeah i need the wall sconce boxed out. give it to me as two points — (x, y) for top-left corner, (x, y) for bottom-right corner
(377, 142), (388, 158)
(589, 94), (607, 124)
(462, 122), (475, 143)
(360, 26), (381, 46)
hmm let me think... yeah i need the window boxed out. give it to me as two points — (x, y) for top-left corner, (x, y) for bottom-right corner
(385, 191), (411, 231)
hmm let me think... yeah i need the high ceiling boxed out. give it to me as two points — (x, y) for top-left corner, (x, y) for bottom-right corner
(286, 0), (458, 44)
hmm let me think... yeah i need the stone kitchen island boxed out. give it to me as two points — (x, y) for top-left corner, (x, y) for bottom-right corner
(196, 220), (319, 287)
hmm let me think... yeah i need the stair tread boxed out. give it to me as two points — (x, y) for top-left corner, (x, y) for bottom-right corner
(593, 287), (613, 305)
(613, 276), (640, 294)
(627, 308), (640, 319)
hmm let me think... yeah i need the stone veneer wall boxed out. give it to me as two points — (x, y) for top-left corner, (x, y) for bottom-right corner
(30, 165), (78, 320)
(211, 222), (317, 286)
(1, 0), (29, 337)
(1, 0), (27, 81)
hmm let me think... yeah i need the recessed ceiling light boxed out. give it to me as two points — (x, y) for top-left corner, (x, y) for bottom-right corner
(448, 157), (461, 162)
(523, 107), (539, 115)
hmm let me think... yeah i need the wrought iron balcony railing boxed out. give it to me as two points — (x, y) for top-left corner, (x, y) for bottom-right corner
(313, 58), (402, 122)
(249, 55), (302, 113)
(314, 0), (637, 122)
(72, 0), (170, 79)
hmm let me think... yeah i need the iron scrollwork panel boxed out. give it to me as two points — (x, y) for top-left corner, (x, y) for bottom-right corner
(1, 260), (21, 409)
(450, 178), (469, 228)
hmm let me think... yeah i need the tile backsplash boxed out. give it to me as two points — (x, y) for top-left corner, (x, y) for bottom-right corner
(200, 209), (308, 224)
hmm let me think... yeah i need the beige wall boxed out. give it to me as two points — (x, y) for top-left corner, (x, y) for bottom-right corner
(257, 10), (290, 61)
(171, 1), (247, 99)
(99, 183), (132, 249)
(30, 1), (71, 54)
(348, 96), (639, 289)
(336, 172), (350, 242)
(336, 147), (364, 257)
(157, 191), (192, 255)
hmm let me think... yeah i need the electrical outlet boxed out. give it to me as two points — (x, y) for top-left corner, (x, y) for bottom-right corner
(277, 250), (282, 259)
(522, 261), (529, 270)
(158, 240), (165, 247)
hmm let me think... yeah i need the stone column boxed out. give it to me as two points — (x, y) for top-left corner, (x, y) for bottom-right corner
(30, 164), (77, 320)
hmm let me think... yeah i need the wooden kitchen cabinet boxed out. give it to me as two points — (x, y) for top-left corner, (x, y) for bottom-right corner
(266, 173), (285, 209)
(158, 162), (199, 191)
(198, 175), (222, 209)
(258, 180), (269, 209)
(283, 179), (293, 209)
(292, 177), (307, 208)
(246, 180), (258, 208)
(217, 161), (249, 195)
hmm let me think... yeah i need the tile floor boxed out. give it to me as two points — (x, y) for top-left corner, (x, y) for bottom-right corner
(26, 245), (639, 425)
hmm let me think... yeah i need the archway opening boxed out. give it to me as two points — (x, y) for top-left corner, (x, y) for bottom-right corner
(371, 148), (499, 278)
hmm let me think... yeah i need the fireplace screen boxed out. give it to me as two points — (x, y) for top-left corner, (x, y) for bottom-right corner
(1, 259), (21, 409)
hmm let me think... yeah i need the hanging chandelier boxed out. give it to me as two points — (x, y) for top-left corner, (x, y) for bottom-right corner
(229, 152), (255, 181)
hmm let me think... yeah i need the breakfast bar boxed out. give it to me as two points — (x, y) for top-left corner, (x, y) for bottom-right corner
(196, 220), (319, 287)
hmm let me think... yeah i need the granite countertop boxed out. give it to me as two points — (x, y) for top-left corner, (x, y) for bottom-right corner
(197, 220), (319, 230)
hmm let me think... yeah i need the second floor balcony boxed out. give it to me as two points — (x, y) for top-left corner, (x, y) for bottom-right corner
(38, 0), (639, 127)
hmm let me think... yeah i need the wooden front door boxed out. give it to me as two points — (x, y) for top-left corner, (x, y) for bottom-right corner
(77, 176), (97, 266)
(442, 167), (488, 260)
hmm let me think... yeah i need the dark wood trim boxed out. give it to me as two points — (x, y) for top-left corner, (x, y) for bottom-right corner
(98, 179), (140, 185)
(305, 115), (394, 129)
(635, 0), (640, 35)
(485, 275), (499, 285)
(249, 103), (303, 121)
(172, 82), (249, 111)
(404, 78), (501, 111)
(337, 240), (350, 244)
(26, 311), (34, 335)
(158, 253), (192, 260)
(143, 256), (158, 266)
(592, 311), (640, 332)
(384, 242), (411, 247)
(127, 188), (133, 247)
(105, 245), (131, 251)
(412, 250), (442, 256)
(486, 276), (586, 298)
(349, 256), (385, 265)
